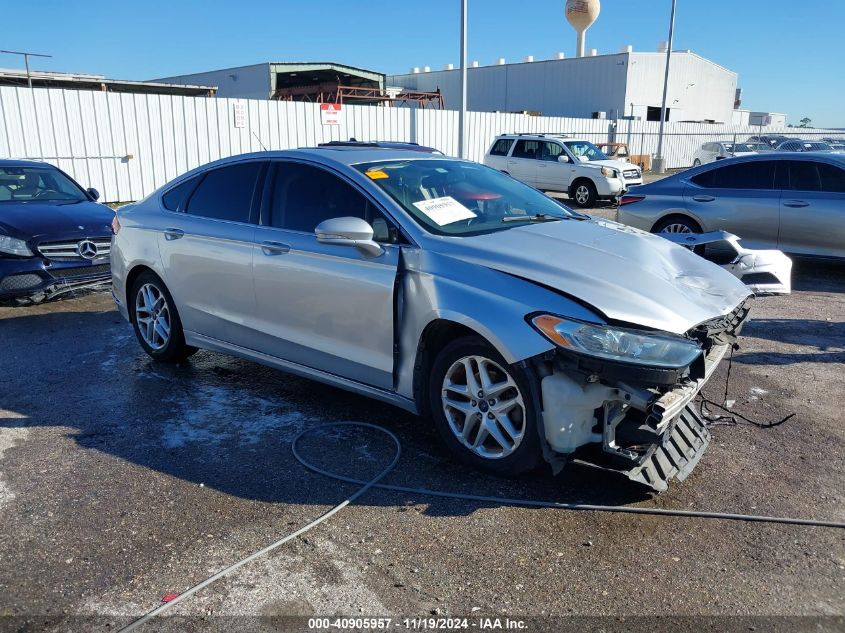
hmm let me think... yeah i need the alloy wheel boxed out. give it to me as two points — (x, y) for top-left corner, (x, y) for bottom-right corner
(135, 283), (171, 350)
(660, 223), (694, 234)
(575, 185), (591, 205)
(441, 355), (526, 459)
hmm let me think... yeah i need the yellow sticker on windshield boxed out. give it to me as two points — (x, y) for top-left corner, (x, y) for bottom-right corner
(365, 169), (389, 180)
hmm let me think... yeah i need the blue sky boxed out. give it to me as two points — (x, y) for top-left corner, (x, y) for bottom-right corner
(5, 0), (843, 127)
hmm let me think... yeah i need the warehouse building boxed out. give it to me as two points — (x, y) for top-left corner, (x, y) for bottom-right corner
(389, 48), (738, 124)
(0, 68), (215, 96)
(155, 62), (443, 108)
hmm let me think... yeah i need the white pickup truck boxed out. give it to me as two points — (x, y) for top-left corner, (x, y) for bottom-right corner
(484, 133), (643, 208)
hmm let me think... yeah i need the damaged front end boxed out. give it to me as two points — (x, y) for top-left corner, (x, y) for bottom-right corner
(530, 302), (750, 491)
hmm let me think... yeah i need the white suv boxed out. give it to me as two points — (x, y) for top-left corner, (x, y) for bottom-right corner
(484, 134), (643, 208)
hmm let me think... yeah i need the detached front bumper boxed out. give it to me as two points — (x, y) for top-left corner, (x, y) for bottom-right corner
(538, 303), (748, 491)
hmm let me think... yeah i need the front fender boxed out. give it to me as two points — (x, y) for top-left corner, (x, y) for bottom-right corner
(395, 248), (605, 399)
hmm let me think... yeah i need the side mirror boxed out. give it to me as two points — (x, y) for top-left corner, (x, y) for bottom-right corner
(557, 155), (570, 163)
(87, 187), (100, 201)
(315, 216), (384, 257)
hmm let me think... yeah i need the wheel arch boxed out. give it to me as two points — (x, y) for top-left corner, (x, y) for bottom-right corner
(651, 212), (704, 234)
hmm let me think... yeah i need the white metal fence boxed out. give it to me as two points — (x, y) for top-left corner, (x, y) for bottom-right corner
(1, 86), (841, 203)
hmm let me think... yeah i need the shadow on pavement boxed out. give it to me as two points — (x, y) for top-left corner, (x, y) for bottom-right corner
(0, 303), (653, 519)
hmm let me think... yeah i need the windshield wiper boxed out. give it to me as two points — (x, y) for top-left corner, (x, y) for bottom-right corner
(502, 213), (566, 224)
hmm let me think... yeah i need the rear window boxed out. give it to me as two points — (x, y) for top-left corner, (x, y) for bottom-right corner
(490, 138), (514, 156)
(184, 162), (262, 223)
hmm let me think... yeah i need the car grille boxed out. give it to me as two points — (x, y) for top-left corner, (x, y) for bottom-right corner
(38, 238), (111, 262)
(49, 263), (110, 279)
(623, 169), (641, 179)
(0, 273), (43, 291)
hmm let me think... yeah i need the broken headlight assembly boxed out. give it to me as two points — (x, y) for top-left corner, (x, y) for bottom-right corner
(531, 314), (702, 369)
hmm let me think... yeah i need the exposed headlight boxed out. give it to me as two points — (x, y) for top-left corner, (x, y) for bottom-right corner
(531, 315), (702, 369)
(601, 166), (619, 178)
(0, 235), (33, 257)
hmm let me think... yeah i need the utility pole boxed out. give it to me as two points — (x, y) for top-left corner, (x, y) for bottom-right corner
(0, 50), (52, 88)
(653, 0), (676, 174)
(458, 0), (468, 159)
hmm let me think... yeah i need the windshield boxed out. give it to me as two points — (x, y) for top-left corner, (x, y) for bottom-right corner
(564, 141), (609, 162)
(0, 166), (88, 203)
(353, 159), (582, 236)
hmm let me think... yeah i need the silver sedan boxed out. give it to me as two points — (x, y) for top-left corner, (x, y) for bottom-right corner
(619, 153), (845, 258)
(111, 148), (751, 490)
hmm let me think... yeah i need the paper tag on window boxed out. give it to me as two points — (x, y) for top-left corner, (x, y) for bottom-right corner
(412, 196), (476, 226)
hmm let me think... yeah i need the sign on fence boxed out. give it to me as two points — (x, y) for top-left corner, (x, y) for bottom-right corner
(320, 103), (341, 126)
(233, 102), (246, 129)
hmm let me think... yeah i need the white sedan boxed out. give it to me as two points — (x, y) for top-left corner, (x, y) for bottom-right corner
(692, 142), (765, 166)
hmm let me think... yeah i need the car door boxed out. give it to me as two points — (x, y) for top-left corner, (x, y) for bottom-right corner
(157, 160), (265, 346)
(506, 139), (541, 187)
(683, 160), (781, 249)
(250, 161), (401, 389)
(778, 159), (845, 257)
(536, 141), (572, 192)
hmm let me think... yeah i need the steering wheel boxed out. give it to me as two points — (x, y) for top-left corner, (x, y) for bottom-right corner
(34, 189), (61, 199)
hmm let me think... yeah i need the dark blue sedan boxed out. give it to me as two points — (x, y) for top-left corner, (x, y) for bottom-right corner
(0, 159), (114, 303)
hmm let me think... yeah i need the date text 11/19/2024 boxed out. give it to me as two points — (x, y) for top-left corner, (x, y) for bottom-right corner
(307, 616), (528, 630)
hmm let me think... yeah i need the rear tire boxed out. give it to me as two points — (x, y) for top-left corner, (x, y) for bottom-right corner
(652, 215), (705, 254)
(428, 336), (542, 476)
(570, 180), (597, 208)
(129, 271), (197, 363)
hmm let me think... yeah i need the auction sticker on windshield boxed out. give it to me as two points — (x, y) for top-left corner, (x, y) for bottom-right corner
(412, 196), (477, 226)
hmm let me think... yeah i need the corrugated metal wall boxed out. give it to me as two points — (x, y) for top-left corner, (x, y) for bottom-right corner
(0, 86), (840, 203)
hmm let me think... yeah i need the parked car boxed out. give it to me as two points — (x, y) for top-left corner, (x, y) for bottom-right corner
(111, 148), (752, 490)
(746, 134), (789, 148)
(319, 140), (443, 154)
(775, 139), (836, 153)
(829, 142), (845, 152)
(692, 141), (759, 166)
(484, 134), (643, 208)
(0, 159), (113, 304)
(618, 153), (845, 258)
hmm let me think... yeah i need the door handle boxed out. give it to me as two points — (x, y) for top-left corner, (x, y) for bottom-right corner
(164, 228), (184, 240)
(783, 200), (809, 208)
(261, 240), (290, 255)
(692, 195), (715, 202)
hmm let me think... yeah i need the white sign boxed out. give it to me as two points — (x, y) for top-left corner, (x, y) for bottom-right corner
(233, 102), (246, 129)
(412, 196), (477, 226)
(320, 103), (341, 125)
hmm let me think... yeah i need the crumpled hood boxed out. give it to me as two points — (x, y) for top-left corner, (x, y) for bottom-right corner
(0, 201), (114, 241)
(432, 218), (752, 335)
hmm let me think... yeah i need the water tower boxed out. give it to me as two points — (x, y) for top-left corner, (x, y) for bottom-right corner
(565, 0), (601, 58)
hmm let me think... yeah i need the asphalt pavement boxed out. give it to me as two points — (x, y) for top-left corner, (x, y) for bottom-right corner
(1, 257), (843, 632)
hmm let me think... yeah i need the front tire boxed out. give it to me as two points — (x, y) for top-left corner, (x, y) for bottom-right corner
(130, 271), (197, 362)
(570, 180), (597, 208)
(428, 336), (542, 476)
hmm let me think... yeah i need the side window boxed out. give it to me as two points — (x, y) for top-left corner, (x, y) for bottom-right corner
(541, 142), (564, 161)
(512, 140), (541, 160)
(490, 139), (514, 156)
(818, 163), (845, 193)
(185, 162), (262, 222)
(711, 161), (776, 189)
(269, 163), (397, 241)
(788, 161), (821, 192)
(162, 176), (199, 212)
(616, 146), (628, 157)
(690, 168), (715, 188)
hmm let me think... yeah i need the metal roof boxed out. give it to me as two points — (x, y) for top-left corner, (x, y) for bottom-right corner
(0, 68), (216, 96)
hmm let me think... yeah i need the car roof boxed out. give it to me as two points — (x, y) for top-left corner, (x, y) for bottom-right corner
(0, 158), (54, 168)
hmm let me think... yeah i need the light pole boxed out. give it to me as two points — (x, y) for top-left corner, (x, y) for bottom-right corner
(0, 50), (52, 88)
(653, 0), (677, 174)
(458, 0), (468, 159)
